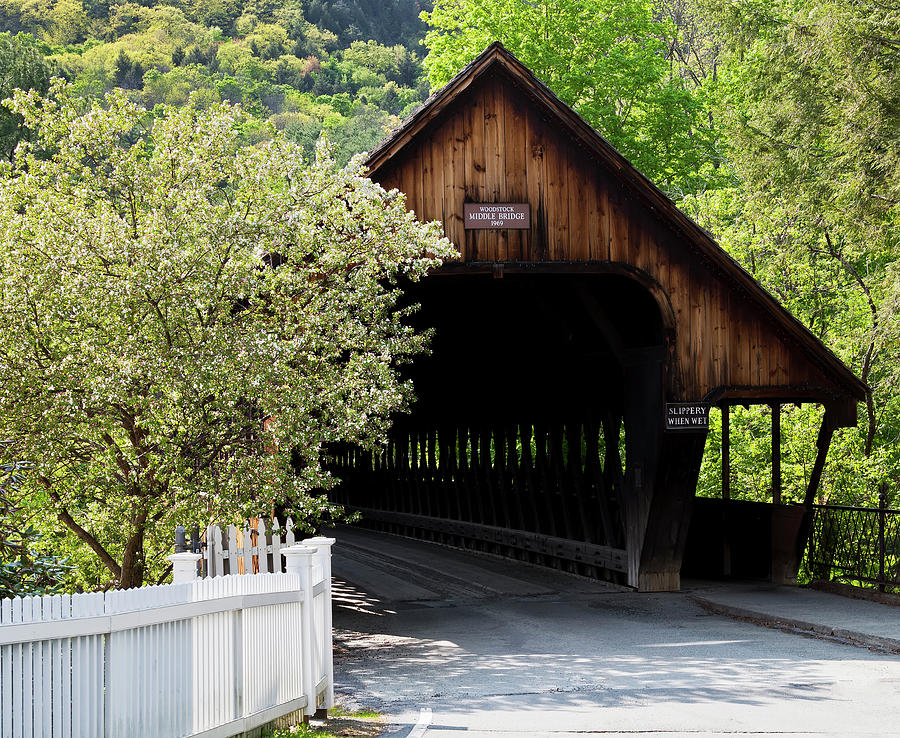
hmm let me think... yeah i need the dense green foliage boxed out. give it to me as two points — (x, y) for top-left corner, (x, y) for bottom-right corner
(0, 32), (55, 158)
(0, 0), (433, 166)
(684, 0), (900, 507)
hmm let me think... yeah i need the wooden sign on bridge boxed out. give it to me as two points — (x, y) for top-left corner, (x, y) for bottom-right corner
(665, 404), (710, 432)
(463, 203), (531, 229)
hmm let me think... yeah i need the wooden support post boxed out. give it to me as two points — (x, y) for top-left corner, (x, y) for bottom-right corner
(771, 403), (781, 505)
(720, 404), (731, 576)
(721, 404), (730, 501)
(795, 412), (837, 571)
(803, 415), (834, 507)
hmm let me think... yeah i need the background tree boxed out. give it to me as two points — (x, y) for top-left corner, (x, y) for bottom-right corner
(0, 32), (54, 159)
(421, 0), (720, 195)
(0, 82), (455, 588)
(683, 0), (900, 505)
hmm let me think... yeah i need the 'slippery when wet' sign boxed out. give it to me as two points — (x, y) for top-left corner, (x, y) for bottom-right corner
(665, 403), (710, 431)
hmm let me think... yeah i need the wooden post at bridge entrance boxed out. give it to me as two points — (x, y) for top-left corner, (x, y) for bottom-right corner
(772, 403), (782, 506)
(722, 405), (731, 501)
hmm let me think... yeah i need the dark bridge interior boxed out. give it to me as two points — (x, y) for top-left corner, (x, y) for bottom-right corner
(327, 272), (667, 584)
(409, 273), (664, 420)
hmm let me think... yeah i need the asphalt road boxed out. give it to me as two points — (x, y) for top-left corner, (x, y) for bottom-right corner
(329, 526), (900, 737)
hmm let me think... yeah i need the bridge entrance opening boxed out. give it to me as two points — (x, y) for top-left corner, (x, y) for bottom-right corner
(328, 270), (672, 586)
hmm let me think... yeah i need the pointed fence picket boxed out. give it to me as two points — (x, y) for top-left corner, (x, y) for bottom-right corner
(0, 536), (335, 738)
(200, 517), (301, 579)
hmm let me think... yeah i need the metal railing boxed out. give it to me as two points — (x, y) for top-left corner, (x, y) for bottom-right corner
(803, 489), (900, 590)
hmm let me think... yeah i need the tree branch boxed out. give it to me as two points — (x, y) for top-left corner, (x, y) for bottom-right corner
(144, 291), (173, 347)
(43, 480), (122, 579)
(100, 431), (132, 480)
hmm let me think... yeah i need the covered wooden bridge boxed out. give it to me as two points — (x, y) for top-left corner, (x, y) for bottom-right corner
(327, 44), (866, 591)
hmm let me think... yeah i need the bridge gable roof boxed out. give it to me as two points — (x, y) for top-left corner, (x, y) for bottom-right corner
(365, 43), (866, 410)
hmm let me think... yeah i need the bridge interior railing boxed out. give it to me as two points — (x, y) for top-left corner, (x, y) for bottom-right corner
(327, 418), (630, 582)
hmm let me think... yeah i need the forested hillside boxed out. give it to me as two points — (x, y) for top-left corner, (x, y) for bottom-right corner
(0, 0), (432, 164)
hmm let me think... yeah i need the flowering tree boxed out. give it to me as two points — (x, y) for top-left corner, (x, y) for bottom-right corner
(0, 82), (455, 588)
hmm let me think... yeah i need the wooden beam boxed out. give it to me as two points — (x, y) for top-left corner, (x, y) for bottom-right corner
(772, 403), (781, 505)
(826, 398), (858, 429)
(796, 412), (837, 569)
(573, 281), (626, 362)
(704, 385), (852, 406)
(722, 404), (730, 501)
(637, 431), (707, 591)
(347, 506), (629, 573)
(803, 415), (835, 507)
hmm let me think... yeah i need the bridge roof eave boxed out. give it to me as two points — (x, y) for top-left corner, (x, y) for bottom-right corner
(704, 385), (858, 428)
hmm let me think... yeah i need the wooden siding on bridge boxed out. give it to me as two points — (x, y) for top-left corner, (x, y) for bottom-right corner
(371, 73), (833, 402)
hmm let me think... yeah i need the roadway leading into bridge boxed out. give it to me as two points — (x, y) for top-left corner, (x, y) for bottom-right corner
(328, 525), (900, 737)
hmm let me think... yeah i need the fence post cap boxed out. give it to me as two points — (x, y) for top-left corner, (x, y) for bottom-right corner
(302, 536), (336, 547)
(282, 544), (319, 557)
(168, 551), (201, 583)
(167, 552), (202, 563)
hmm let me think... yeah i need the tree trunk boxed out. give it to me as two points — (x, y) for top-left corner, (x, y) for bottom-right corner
(823, 229), (877, 455)
(118, 507), (149, 589)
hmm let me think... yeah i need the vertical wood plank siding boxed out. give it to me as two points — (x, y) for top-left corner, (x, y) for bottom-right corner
(373, 74), (834, 400)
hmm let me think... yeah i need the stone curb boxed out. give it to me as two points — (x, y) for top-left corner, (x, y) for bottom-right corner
(689, 595), (900, 654)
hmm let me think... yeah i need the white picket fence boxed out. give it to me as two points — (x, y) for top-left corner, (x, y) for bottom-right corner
(201, 518), (303, 577)
(0, 537), (335, 738)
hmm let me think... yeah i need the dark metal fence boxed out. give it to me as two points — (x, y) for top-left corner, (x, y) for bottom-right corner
(803, 489), (900, 590)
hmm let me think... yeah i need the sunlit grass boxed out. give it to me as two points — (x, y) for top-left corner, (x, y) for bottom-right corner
(262, 705), (383, 738)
